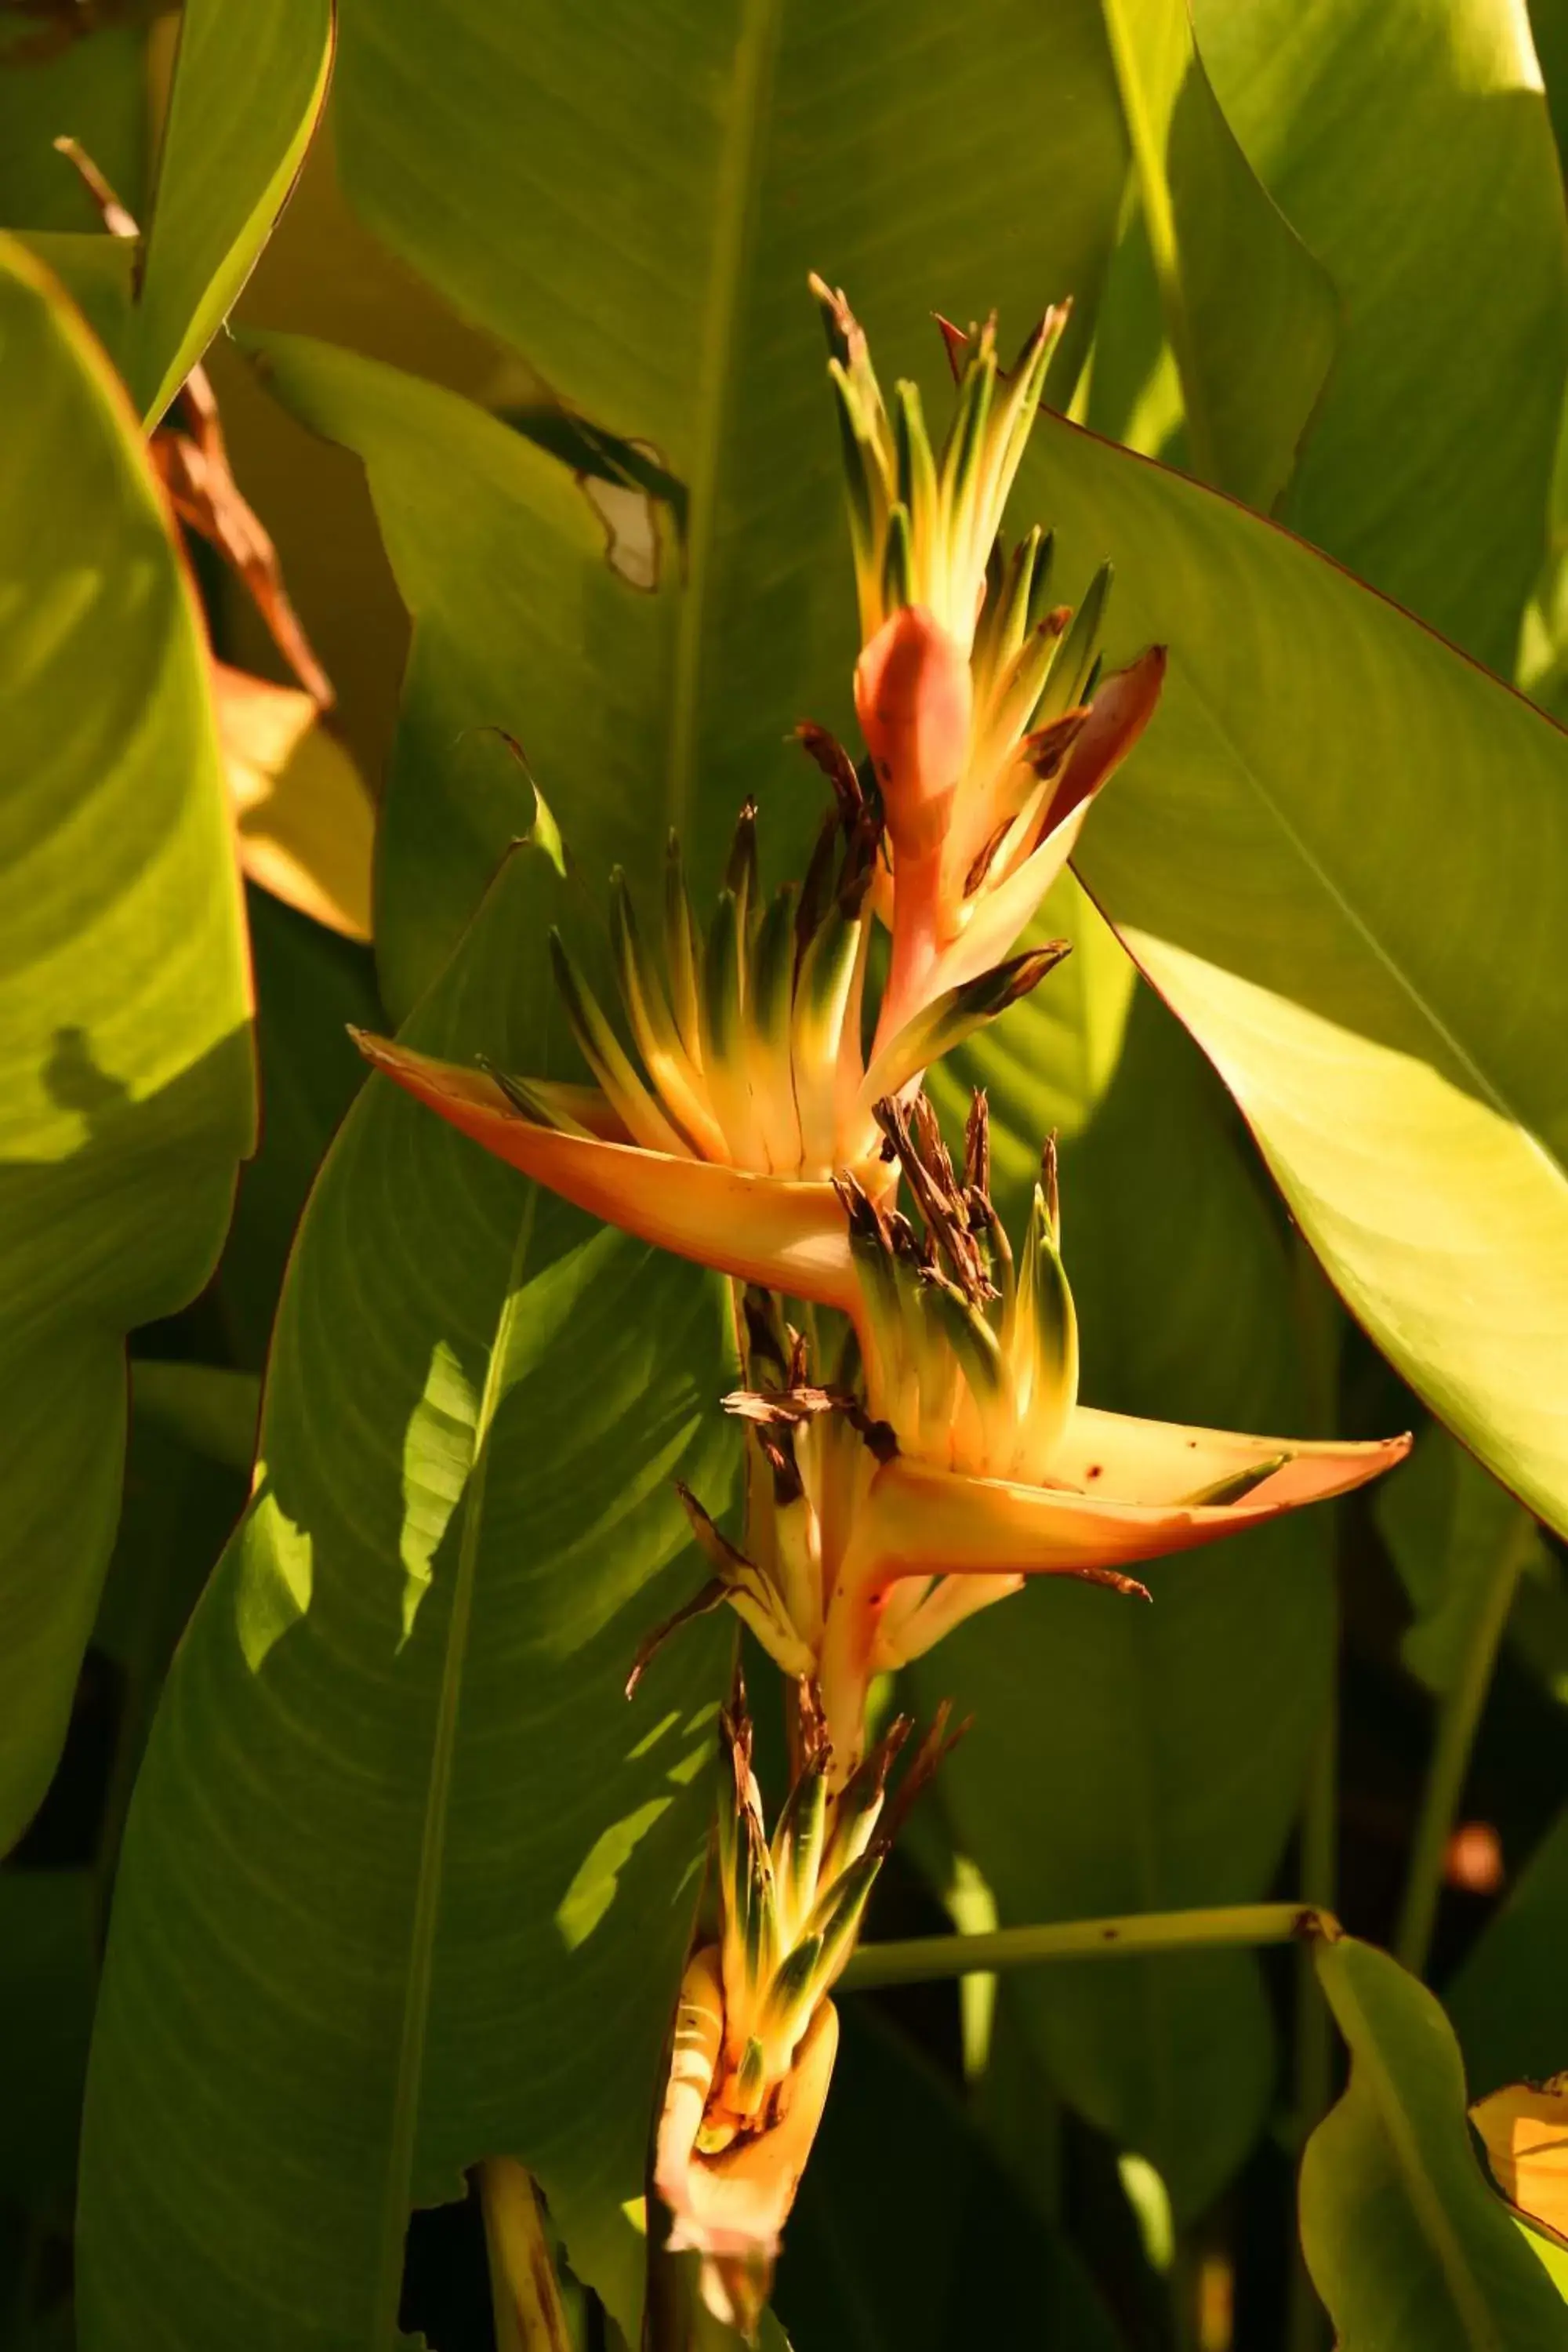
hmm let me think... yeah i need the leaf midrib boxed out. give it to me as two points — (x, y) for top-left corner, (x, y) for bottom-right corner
(662, 0), (785, 844)
(372, 1190), (539, 2343)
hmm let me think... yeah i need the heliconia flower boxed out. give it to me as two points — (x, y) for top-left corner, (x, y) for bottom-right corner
(811, 274), (1166, 1040)
(351, 789), (1066, 1306)
(653, 1694), (952, 2337)
(652, 1094), (1409, 1776)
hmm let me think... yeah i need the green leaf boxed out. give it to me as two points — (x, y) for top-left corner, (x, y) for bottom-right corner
(305, 0), (1131, 979)
(918, 880), (1329, 2222)
(219, 885), (380, 1368)
(0, 1871), (96, 2220)
(1301, 1933), (1568, 2348)
(16, 229), (135, 370)
(77, 840), (739, 2350)
(0, 234), (254, 1856)
(775, 2004), (1122, 2350)
(241, 328), (685, 1022)
(130, 0), (335, 423)
(1196, 0), (1568, 673)
(129, 1363), (260, 1475)
(0, 17), (149, 230)
(1027, 405), (1568, 1542)
(1095, 0), (1338, 510)
(1376, 1427), (1549, 1696)
(1446, 1802), (1568, 2098)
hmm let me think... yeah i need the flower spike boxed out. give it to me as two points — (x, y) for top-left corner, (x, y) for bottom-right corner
(352, 782), (1067, 1298)
(654, 1687), (950, 2336)
(813, 277), (1166, 1040)
(655, 1094), (1407, 1775)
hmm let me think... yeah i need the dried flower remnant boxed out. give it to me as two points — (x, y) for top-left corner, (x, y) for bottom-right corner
(654, 1692), (954, 2337)
(351, 786), (1065, 1301)
(656, 1095), (1409, 1773)
(813, 274), (1165, 1040)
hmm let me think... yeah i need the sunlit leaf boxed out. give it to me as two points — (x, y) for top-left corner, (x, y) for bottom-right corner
(1301, 1933), (1568, 2347)
(77, 838), (739, 2349)
(130, 0), (335, 424)
(0, 234), (254, 1855)
(216, 663), (375, 941)
(1196, 0), (1568, 673)
(1095, 0), (1337, 510)
(1023, 407), (1568, 1542)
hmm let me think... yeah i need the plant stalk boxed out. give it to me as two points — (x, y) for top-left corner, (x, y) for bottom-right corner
(841, 1901), (1334, 1990)
(1392, 1509), (1537, 1979)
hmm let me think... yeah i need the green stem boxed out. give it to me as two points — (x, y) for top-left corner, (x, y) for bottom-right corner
(1392, 1510), (1537, 1979)
(1284, 1704), (1338, 2352)
(842, 1900), (1334, 1991)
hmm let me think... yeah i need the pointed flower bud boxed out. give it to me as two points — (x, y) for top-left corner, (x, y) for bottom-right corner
(654, 1693), (953, 2336)
(813, 277), (1166, 1039)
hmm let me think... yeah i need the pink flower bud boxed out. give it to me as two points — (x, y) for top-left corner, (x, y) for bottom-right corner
(853, 605), (973, 863)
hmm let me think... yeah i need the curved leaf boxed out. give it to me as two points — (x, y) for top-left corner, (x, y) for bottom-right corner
(132, 0), (335, 423)
(1096, 0), (1338, 510)
(0, 234), (254, 1854)
(1196, 0), (1568, 672)
(1022, 408), (1568, 1541)
(918, 880), (1330, 2221)
(76, 840), (738, 2350)
(1301, 1933), (1568, 2348)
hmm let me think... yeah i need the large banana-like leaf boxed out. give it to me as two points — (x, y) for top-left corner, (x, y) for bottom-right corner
(1197, 0), (1568, 673)
(76, 837), (739, 2350)
(131, 0), (335, 423)
(1301, 1934), (1568, 2347)
(0, 234), (254, 1855)
(321, 0), (1131, 949)
(1018, 409), (1568, 1543)
(1096, 0), (1336, 510)
(920, 882), (1329, 2221)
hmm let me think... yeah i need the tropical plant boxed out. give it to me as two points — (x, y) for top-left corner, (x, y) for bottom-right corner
(3, 4), (1568, 2349)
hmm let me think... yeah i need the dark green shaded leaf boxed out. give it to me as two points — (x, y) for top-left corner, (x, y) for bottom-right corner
(1377, 1428), (1548, 1697)
(920, 880), (1328, 2221)
(77, 841), (738, 2350)
(1446, 1804), (1568, 2098)
(776, 2004), (1121, 2350)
